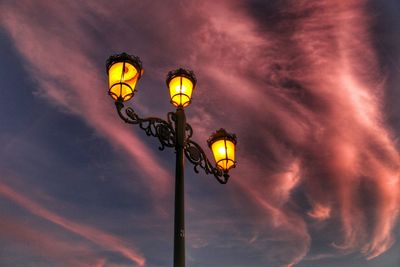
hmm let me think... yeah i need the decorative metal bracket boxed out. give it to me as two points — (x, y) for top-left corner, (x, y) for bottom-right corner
(184, 140), (229, 184)
(116, 101), (176, 151)
(115, 101), (230, 184)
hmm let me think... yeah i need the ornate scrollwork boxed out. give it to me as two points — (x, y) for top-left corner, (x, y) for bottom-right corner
(185, 123), (193, 140)
(116, 101), (176, 150)
(184, 140), (229, 184)
(115, 101), (231, 183)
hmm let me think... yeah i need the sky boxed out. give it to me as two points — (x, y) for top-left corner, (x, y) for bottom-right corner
(0, 0), (400, 266)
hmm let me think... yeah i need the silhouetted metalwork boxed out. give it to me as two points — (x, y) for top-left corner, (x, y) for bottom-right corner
(185, 140), (229, 184)
(107, 52), (237, 267)
(116, 101), (176, 151)
(106, 52), (143, 75)
(115, 100), (230, 183)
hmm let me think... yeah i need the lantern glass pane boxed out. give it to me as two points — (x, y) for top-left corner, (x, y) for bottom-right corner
(211, 139), (236, 171)
(108, 62), (139, 101)
(169, 76), (193, 107)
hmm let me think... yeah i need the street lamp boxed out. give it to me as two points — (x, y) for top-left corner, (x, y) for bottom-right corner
(106, 52), (237, 267)
(107, 53), (143, 101)
(166, 68), (196, 107)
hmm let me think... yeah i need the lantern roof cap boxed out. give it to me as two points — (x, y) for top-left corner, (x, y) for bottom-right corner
(207, 128), (237, 148)
(166, 68), (197, 87)
(106, 52), (143, 75)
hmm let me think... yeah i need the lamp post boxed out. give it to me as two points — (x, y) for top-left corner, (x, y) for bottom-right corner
(106, 52), (237, 267)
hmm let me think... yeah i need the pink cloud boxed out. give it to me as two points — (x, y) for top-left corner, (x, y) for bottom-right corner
(0, 216), (102, 267)
(186, 0), (399, 264)
(1, 0), (399, 266)
(0, 181), (145, 266)
(308, 203), (331, 221)
(0, 0), (172, 208)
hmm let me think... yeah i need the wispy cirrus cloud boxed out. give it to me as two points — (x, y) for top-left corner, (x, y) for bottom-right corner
(0, 181), (145, 266)
(184, 0), (400, 265)
(0, 0), (172, 205)
(0, 216), (101, 267)
(0, 0), (399, 266)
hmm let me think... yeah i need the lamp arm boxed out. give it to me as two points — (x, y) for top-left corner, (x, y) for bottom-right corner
(184, 139), (229, 184)
(115, 101), (176, 151)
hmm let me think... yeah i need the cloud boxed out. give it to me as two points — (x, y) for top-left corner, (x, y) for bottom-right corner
(0, 216), (101, 267)
(184, 0), (400, 264)
(307, 203), (331, 221)
(0, 181), (145, 266)
(0, 0), (173, 207)
(1, 0), (399, 266)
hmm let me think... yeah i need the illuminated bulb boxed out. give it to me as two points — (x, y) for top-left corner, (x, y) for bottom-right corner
(106, 53), (143, 102)
(208, 129), (237, 172)
(166, 68), (196, 108)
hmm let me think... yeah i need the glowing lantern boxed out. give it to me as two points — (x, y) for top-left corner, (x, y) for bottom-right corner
(106, 53), (143, 102)
(166, 68), (196, 108)
(208, 129), (237, 171)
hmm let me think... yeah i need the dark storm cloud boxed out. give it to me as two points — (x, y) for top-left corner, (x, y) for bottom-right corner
(0, 0), (399, 266)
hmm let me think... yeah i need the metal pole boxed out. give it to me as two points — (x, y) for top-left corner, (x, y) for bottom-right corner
(174, 107), (186, 267)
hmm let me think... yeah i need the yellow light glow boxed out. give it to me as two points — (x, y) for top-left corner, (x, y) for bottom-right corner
(218, 146), (226, 155)
(169, 76), (193, 107)
(211, 139), (236, 171)
(108, 62), (139, 101)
